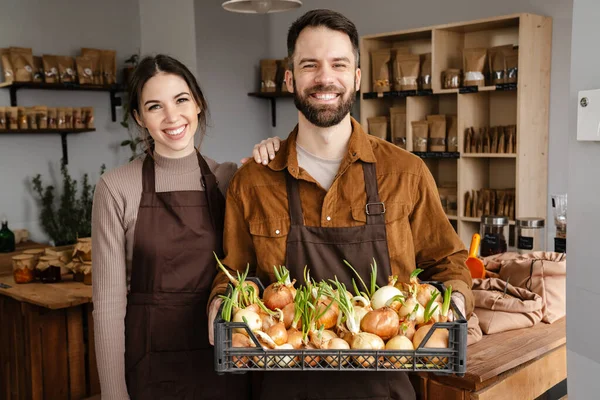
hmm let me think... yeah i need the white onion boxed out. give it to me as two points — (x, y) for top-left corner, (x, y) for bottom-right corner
(371, 285), (404, 310)
(232, 308), (262, 336)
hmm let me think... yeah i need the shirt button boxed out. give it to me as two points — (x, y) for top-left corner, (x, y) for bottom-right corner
(275, 229), (281, 235)
(326, 216), (331, 221)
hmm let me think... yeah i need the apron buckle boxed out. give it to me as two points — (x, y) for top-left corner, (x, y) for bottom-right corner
(366, 202), (386, 215)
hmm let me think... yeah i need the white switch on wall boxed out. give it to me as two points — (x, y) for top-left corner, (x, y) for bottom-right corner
(577, 89), (600, 141)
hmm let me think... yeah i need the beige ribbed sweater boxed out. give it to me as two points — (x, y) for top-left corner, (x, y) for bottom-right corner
(91, 151), (236, 400)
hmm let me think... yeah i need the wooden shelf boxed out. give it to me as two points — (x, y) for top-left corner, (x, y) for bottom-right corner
(360, 13), (551, 248)
(462, 153), (517, 158)
(447, 215), (458, 221)
(461, 216), (516, 225)
(1, 82), (124, 122)
(412, 151), (460, 159)
(0, 128), (96, 164)
(362, 89), (433, 100)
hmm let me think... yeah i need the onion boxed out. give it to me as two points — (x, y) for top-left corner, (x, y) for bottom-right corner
(261, 312), (276, 331)
(263, 282), (294, 311)
(384, 335), (414, 368)
(282, 302), (295, 329)
(232, 308), (262, 336)
(309, 330), (337, 349)
(267, 321), (288, 346)
(286, 329), (305, 349)
(398, 297), (425, 324)
(352, 306), (370, 329)
(273, 343), (299, 368)
(398, 321), (416, 341)
(232, 333), (252, 368)
(360, 307), (400, 341)
(339, 330), (353, 346)
(351, 332), (385, 367)
(316, 299), (339, 330)
(324, 338), (350, 367)
(303, 343), (320, 367)
(371, 279), (404, 310)
(244, 303), (261, 314)
(416, 284), (441, 308)
(412, 324), (449, 350)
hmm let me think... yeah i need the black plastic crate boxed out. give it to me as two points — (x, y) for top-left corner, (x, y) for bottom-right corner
(214, 279), (467, 376)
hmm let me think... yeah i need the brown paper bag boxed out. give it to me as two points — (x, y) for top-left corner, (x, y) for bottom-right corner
(476, 128), (483, 153)
(395, 54), (420, 91)
(470, 127), (477, 153)
(483, 127), (490, 153)
(65, 107), (74, 129)
(81, 48), (103, 85)
(42, 55), (59, 83)
(390, 107), (406, 149)
(484, 252), (566, 323)
(18, 107), (28, 129)
(27, 108), (37, 130)
(488, 45), (513, 85)
(260, 59), (278, 93)
(420, 53), (432, 90)
(10, 47), (34, 82)
(76, 56), (94, 85)
(411, 120), (428, 152)
(47, 108), (57, 129)
(57, 108), (66, 129)
(464, 191), (472, 218)
(7, 107), (18, 129)
(57, 56), (76, 83)
(73, 108), (85, 129)
(368, 116), (389, 140)
(463, 48), (487, 87)
(83, 107), (95, 129)
(505, 48), (519, 84)
(473, 277), (544, 334)
(371, 49), (391, 92)
(498, 127), (506, 153)
(426, 115), (446, 152)
(1, 48), (14, 84)
(464, 127), (472, 153)
(0, 107), (5, 130)
(101, 50), (117, 85)
(33, 56), (44, 83)
(447, 115), (458, 152)
(35, 106), (48, 129)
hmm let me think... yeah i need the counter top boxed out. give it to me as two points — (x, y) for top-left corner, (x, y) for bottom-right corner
(0, 274), (92, 310)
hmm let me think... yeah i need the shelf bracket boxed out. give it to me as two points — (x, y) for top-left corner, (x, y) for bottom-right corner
(270, 98), (276, 127)
(61, 133), (69, 165)
(9, 86), (17, 106)
(110, 90), (122, 122)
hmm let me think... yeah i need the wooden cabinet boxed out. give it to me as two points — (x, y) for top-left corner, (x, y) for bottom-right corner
(359, 13), (552, 247)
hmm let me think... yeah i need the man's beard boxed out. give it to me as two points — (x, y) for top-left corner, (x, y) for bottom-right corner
(293, 80), (355, 128)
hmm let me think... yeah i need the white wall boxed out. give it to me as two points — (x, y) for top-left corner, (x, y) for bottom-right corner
(194, 0), (272, 163)
(0, 0), (141, 242)
(140, 0), (198, 74)
(267, 0), (573, 247)
(567, 0), (600, 398)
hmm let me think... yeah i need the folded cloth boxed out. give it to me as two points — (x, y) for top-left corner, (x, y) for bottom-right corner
(473, 277), (543, 334)
(467, 313), (483, 345)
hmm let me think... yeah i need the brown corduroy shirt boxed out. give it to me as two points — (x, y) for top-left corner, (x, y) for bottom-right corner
(211, 118), (474, 316)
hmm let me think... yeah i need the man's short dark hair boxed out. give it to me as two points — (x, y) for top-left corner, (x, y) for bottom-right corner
(287, 9), (360, 69)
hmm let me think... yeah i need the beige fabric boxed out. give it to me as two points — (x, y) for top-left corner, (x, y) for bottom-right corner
(473, 277), (543, 334)
(467, 313), (483, 345)
(484, 251), (566, 323)
(296, 142), (342, 191)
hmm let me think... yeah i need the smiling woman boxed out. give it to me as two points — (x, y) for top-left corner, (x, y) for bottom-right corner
(91, 54), (280, 400)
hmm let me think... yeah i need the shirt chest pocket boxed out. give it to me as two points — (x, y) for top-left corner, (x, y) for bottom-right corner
(249, 218), (290, 239)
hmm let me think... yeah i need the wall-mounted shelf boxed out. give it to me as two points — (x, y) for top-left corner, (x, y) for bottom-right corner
(412, 151), (460, 159)
(248, 91), (293, 127)
(0, 128), (96, 165)
(362, 89), (434, 100)
(2, 82), (125, 122)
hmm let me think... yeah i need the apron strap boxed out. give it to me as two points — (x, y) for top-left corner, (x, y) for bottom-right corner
(286, 170), (304, 226)
(286, 162), (385, 227)
(196, 151), (225, 233)
(362, 162), (386, 225)
(142, 154), (156, 193)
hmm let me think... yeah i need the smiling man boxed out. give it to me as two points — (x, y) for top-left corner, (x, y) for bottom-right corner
(209, 9), (473, 399)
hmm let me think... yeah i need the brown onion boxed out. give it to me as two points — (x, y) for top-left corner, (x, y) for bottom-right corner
(384, 335), (414, 368)
(351, 332), (385, 367)
(398, 320), (416, 341)
(232, 333), (252, 368)
(244, 303), (261, 314)
(263, 282), (294, 311)
(267, 321), (288, 346)
(286, 329), (305, 349)
(303, 343), (321, 367)
(324, 338), (350, 367)
(282, 303), (295, 329)
(309, 330), (337, 349)
(242, 280), (260, 297)
(416, 284), (441, 308)
(316, 299), (339, 330)
(360, 307), (400, 341)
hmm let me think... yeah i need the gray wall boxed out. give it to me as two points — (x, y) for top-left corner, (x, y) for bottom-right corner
(0, 0), (141, 242)
(267, 0), (573, 247)
(567, 0), (600, 398)
(194, 0), (272, 163)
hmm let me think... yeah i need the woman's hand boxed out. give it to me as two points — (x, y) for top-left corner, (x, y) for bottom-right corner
(240, 136), (281, 165)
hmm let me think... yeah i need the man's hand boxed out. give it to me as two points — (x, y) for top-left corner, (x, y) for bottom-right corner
(240, 136), (282, 165)
(208, 298), (223, 346)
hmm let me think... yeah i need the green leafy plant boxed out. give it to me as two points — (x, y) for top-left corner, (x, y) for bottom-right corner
(31, 163), (106, 246)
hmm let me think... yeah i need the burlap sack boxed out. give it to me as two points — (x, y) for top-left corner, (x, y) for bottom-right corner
(467, 313), (483, 345)
(473, 277), (543, 334)
(483, 251), (566, 323)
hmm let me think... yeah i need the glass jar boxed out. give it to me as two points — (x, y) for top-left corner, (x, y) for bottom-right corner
(37, 255), (63, 284)
(480, 216), (509, 256)
(12, 254), (36, 284)
(516, 218), (546, 253)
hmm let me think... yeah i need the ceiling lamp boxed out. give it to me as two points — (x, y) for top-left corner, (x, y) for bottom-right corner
(222, 0), (302, 14)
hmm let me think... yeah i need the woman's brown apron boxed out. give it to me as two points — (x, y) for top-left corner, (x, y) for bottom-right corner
(256, 162), (416, 400)
(125, 153), (249, 399)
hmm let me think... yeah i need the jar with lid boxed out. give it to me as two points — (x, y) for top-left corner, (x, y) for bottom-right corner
(480, 216), (509, 257)
(516, 218), (545, 254)
(12, 254), (36, 283)
(36, 256), (63, 283)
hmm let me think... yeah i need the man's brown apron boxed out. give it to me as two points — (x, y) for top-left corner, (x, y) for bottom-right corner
(125, 153), (249, 399)
(257, 162), (416, 400)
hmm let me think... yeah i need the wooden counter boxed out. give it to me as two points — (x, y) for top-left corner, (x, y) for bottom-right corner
(412, 318), (567, 399)
(0, 274), (100, 400)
